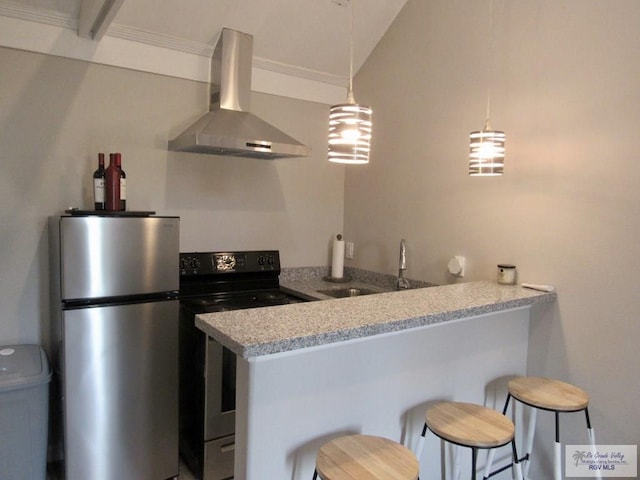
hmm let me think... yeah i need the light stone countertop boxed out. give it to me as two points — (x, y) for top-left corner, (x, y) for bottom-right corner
(195, 280), (556, 359)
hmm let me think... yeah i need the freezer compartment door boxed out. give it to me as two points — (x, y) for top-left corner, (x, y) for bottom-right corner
(59, 216), (179, 300)
(62, 300), (178, 480)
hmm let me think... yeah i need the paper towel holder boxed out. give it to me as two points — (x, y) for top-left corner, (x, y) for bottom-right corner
(326, 233), (351, 282)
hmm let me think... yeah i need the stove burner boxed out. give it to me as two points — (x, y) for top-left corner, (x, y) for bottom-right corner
(181, 290), (301, 314)
(250, 292), (292, 305)
(188, 298), (227, 307)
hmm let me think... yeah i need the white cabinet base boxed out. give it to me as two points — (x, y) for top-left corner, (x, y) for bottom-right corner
(235, 308), (530, 480)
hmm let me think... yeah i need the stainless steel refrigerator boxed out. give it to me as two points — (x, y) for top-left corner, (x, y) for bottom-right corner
(49, 214), (180, 480)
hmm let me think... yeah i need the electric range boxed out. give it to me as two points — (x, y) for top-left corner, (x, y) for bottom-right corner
(178, 250), (303, 480)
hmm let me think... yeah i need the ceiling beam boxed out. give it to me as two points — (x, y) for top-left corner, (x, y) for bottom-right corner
(78, 0), (126, 40)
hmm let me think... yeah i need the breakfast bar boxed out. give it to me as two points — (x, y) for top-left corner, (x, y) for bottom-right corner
(195, 281), (556, 479)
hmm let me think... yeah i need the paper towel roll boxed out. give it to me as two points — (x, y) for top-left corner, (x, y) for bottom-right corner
(331, 235), (345, 279)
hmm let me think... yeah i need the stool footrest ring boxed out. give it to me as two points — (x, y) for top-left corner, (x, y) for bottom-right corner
(484, 454), (529, 479)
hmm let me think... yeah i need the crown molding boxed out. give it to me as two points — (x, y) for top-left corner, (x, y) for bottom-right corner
(0, 1), (347, 104)
(0, 0), (75, 28)
(106, 23), (213, 56)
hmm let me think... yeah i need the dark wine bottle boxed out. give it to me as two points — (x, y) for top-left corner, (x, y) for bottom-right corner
(105, 153), (121, 211)
(115, 152), (126, 211)
(93, 153), (106, 210)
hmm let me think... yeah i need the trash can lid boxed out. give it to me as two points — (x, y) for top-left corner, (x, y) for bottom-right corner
(0, 344), (51, 392)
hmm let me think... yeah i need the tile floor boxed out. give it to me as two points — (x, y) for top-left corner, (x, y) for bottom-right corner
(178, 459), (198, 479)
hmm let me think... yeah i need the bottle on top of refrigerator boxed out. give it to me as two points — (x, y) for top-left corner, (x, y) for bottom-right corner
(105, 153), (121, 211)
(115, 153), (126, 211)
(93, 153), (106, 210)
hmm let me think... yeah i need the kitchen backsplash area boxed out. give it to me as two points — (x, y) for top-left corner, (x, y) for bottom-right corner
(280, 266), (436, 291)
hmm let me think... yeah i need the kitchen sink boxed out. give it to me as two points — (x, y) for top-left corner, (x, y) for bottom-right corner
(317, 287), (379, 298)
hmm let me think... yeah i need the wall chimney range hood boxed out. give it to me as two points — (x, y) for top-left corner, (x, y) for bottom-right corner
(168, 29), (311, 159)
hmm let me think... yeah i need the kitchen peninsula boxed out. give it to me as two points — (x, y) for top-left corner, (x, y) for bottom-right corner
(195, 281), (555, 479)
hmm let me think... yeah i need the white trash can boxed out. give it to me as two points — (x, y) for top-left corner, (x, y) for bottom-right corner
(0, 345), (51, 480)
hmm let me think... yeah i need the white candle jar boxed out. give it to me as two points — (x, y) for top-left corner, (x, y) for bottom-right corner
(497, 264), (517, 285)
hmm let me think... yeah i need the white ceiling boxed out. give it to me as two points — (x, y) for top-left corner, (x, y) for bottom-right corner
(1, 0), (407, 82)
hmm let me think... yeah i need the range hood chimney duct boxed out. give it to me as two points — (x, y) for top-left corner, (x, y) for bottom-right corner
(168, 28), (311, 159)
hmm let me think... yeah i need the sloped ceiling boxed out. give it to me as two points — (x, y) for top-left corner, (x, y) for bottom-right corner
(0, 0), (408, 103)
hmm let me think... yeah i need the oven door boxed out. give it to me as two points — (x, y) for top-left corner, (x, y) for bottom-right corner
(205, 337), (236, 439)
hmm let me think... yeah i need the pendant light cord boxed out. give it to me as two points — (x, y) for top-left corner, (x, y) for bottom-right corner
(347, 0), (356, 104)
(484, 0), (494, 130)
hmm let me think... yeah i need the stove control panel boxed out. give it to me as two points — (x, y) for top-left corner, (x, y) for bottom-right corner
(180, 251), (280, 276)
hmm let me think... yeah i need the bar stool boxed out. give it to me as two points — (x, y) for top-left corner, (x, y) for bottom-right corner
(498, 376), (596, 480)
(312, 434), (419, 480)
(416, 401), (523, 480)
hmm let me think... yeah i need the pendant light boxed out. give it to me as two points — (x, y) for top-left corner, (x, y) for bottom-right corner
(328, 0), (372, 164)
(469, 0), (505, 176)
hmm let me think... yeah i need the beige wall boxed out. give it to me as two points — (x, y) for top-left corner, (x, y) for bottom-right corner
(2, 0), (639, 474)
(350, 0), (640, 474)
(0, 46), (344, 347)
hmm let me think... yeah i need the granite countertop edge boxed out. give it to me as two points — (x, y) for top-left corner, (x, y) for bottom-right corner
(195, 279), (556, 359)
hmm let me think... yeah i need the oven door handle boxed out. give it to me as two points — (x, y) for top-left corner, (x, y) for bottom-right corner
(220, 441), (235, 453)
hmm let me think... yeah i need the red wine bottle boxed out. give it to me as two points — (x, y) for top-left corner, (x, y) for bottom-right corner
(93, 153), (106, 210)
(115, 153), (126, 211)
(105, 153), (121, 211)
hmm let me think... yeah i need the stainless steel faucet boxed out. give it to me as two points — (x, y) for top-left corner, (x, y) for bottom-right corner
(396, 239), (410, 290)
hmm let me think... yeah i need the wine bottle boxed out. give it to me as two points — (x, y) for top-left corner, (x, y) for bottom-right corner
(93, 153), (106, 210)
(105, 153), (121, 211)
(115, 152), (126, 211)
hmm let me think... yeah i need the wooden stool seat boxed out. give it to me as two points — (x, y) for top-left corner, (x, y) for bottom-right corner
(425, 401), (515, 448)
(417, 401), (522, 480)
(508, 376), (589, 412)
(499, 376), (596, 480)
(314, 434), (419, 480)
